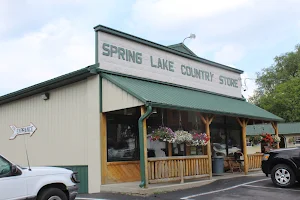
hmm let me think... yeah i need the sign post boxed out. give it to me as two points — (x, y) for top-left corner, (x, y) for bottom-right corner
(9, 123), (37, 171)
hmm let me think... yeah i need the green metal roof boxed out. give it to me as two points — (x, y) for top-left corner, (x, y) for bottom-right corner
(94, 25), (243, 74)
(0, 64), (98, 105)
(247, 122), (300, 135)
(102, 73), (283, 122)
(168, 43), (197, 57)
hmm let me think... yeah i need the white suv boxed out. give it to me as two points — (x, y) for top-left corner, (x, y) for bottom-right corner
(0, 154), (79, 200)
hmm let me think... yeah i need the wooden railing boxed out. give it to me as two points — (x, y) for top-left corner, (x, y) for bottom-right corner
(248, 153), (264, 171)
(148, 155), (209, 184)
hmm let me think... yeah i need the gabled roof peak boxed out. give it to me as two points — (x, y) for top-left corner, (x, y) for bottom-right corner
(168, 43), (197, 57)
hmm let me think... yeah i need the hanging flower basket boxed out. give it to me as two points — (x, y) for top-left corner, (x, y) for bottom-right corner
(273, 135), (281, 143)
(260, 133), (274, 146)
(174, 130), (193, 144)
(249, 135), (262, 146)
(190, 132), (210, 146)
(150, 126), (175, 143)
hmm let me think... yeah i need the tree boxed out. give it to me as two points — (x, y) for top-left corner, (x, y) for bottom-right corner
(249, 44), (300, 122)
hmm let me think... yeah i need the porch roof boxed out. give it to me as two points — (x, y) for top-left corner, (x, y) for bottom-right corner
(247, 122), (300, 135)
(102, 73), (283, 122)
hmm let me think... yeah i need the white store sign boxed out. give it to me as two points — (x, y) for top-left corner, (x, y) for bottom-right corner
(98, 32), (242, 98)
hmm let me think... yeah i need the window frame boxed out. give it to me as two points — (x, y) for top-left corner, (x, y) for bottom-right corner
(295, 136), (300, 144)
(106, 111), (140, 162)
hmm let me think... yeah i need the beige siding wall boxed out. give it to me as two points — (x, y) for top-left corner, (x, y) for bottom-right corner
(285, 134), (300, 148)
(0, 80), (89, 166)
(0, 76), (101, 193)
(102, 78), (143, 112)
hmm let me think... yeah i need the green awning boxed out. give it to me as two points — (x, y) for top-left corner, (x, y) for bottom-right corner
(247, 122), (300, 135)
(102, 73), (283, 122)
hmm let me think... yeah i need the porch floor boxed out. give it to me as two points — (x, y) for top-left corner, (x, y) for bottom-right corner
(100, 171), (263, 196)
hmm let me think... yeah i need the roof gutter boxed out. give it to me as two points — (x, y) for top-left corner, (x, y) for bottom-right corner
(138, 103), (153, 188)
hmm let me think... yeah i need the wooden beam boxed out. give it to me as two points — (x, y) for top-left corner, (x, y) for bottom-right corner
(271, 122), (280, 149)
(100, 113), (107, 184)
(237, 118), (249, 175)
(245, 119), (249, 126)
(208, 115), (214, 124)
(200, 114), (213, 179)
(236, 117), (243, 127)
(271, 122), (276, 130)
(141, 106), (149, 188)
(200, 114), (207, 124)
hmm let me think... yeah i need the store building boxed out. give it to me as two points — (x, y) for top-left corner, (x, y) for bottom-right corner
(247, 122), (300, 153)
(0, 24), (283, 193)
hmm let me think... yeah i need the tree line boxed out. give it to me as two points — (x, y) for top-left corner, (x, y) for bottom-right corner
(249, 44), (300, 122)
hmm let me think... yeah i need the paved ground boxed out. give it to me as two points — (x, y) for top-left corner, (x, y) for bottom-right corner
(76, 175), (300, 200)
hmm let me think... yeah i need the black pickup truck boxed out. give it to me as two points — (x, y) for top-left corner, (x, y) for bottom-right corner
(262, 147), (300, 187)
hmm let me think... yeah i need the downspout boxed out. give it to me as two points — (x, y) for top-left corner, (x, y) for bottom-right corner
(138, 104), (152, 188)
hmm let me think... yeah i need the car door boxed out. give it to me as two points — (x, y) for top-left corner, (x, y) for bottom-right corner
(0, 156), (27, 200)
(291, 149), (300, 169)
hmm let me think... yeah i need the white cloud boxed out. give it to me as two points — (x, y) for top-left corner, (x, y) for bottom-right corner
(129, 0), (251, 31)
(0, 0), (124, 95)
(214, 44), (245, 66)
(0, 18), (94, 95)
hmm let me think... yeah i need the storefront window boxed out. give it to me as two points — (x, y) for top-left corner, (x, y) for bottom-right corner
(106, 107), (140, 162)
(210, 116), (242, 157)
(146, 109), (206, 157)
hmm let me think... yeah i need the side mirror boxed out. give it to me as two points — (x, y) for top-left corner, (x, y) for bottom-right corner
(11, 165), (18, 175)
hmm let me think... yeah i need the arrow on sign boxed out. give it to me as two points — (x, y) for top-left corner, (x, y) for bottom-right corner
(9, 123), (37, 140)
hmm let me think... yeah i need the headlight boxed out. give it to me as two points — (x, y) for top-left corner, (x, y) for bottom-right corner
(263, 154), (270, 161)
(70, 172), (80, 183)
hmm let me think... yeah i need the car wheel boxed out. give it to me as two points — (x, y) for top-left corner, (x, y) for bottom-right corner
(37, 188), (67, 200)
(271, 164), (296, 188)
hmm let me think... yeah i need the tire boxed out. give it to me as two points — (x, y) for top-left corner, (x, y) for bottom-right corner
(271, 164), (296, 188)
(37, 188), (68, 200)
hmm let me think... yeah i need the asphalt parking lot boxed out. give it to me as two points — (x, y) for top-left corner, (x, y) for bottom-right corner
(76, 174), (300, 200)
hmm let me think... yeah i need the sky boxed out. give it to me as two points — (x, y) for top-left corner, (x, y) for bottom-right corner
(1, 0), (300, 99)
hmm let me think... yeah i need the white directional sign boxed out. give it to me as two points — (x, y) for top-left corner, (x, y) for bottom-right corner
(9, 123), (37, 140)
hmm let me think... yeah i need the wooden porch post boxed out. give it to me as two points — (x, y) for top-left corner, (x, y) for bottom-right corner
(100, 113), (107, 184)
(200, 114), (214, 179)
(237, 118), (249, 175)
(271, 122), (280, 149)
(141, 107), (149, 188)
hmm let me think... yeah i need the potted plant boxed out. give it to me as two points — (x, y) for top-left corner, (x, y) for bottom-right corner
(270, 135), (281, 148)
(174, 130), (192, 151)
(272, 135), (281, 143)
(260, 133), (274, 152)
(261, 133), (274, 146)
(249, 135), (262, 146)
(190, 132), (210, 146)
(150, 126), (175, 143)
